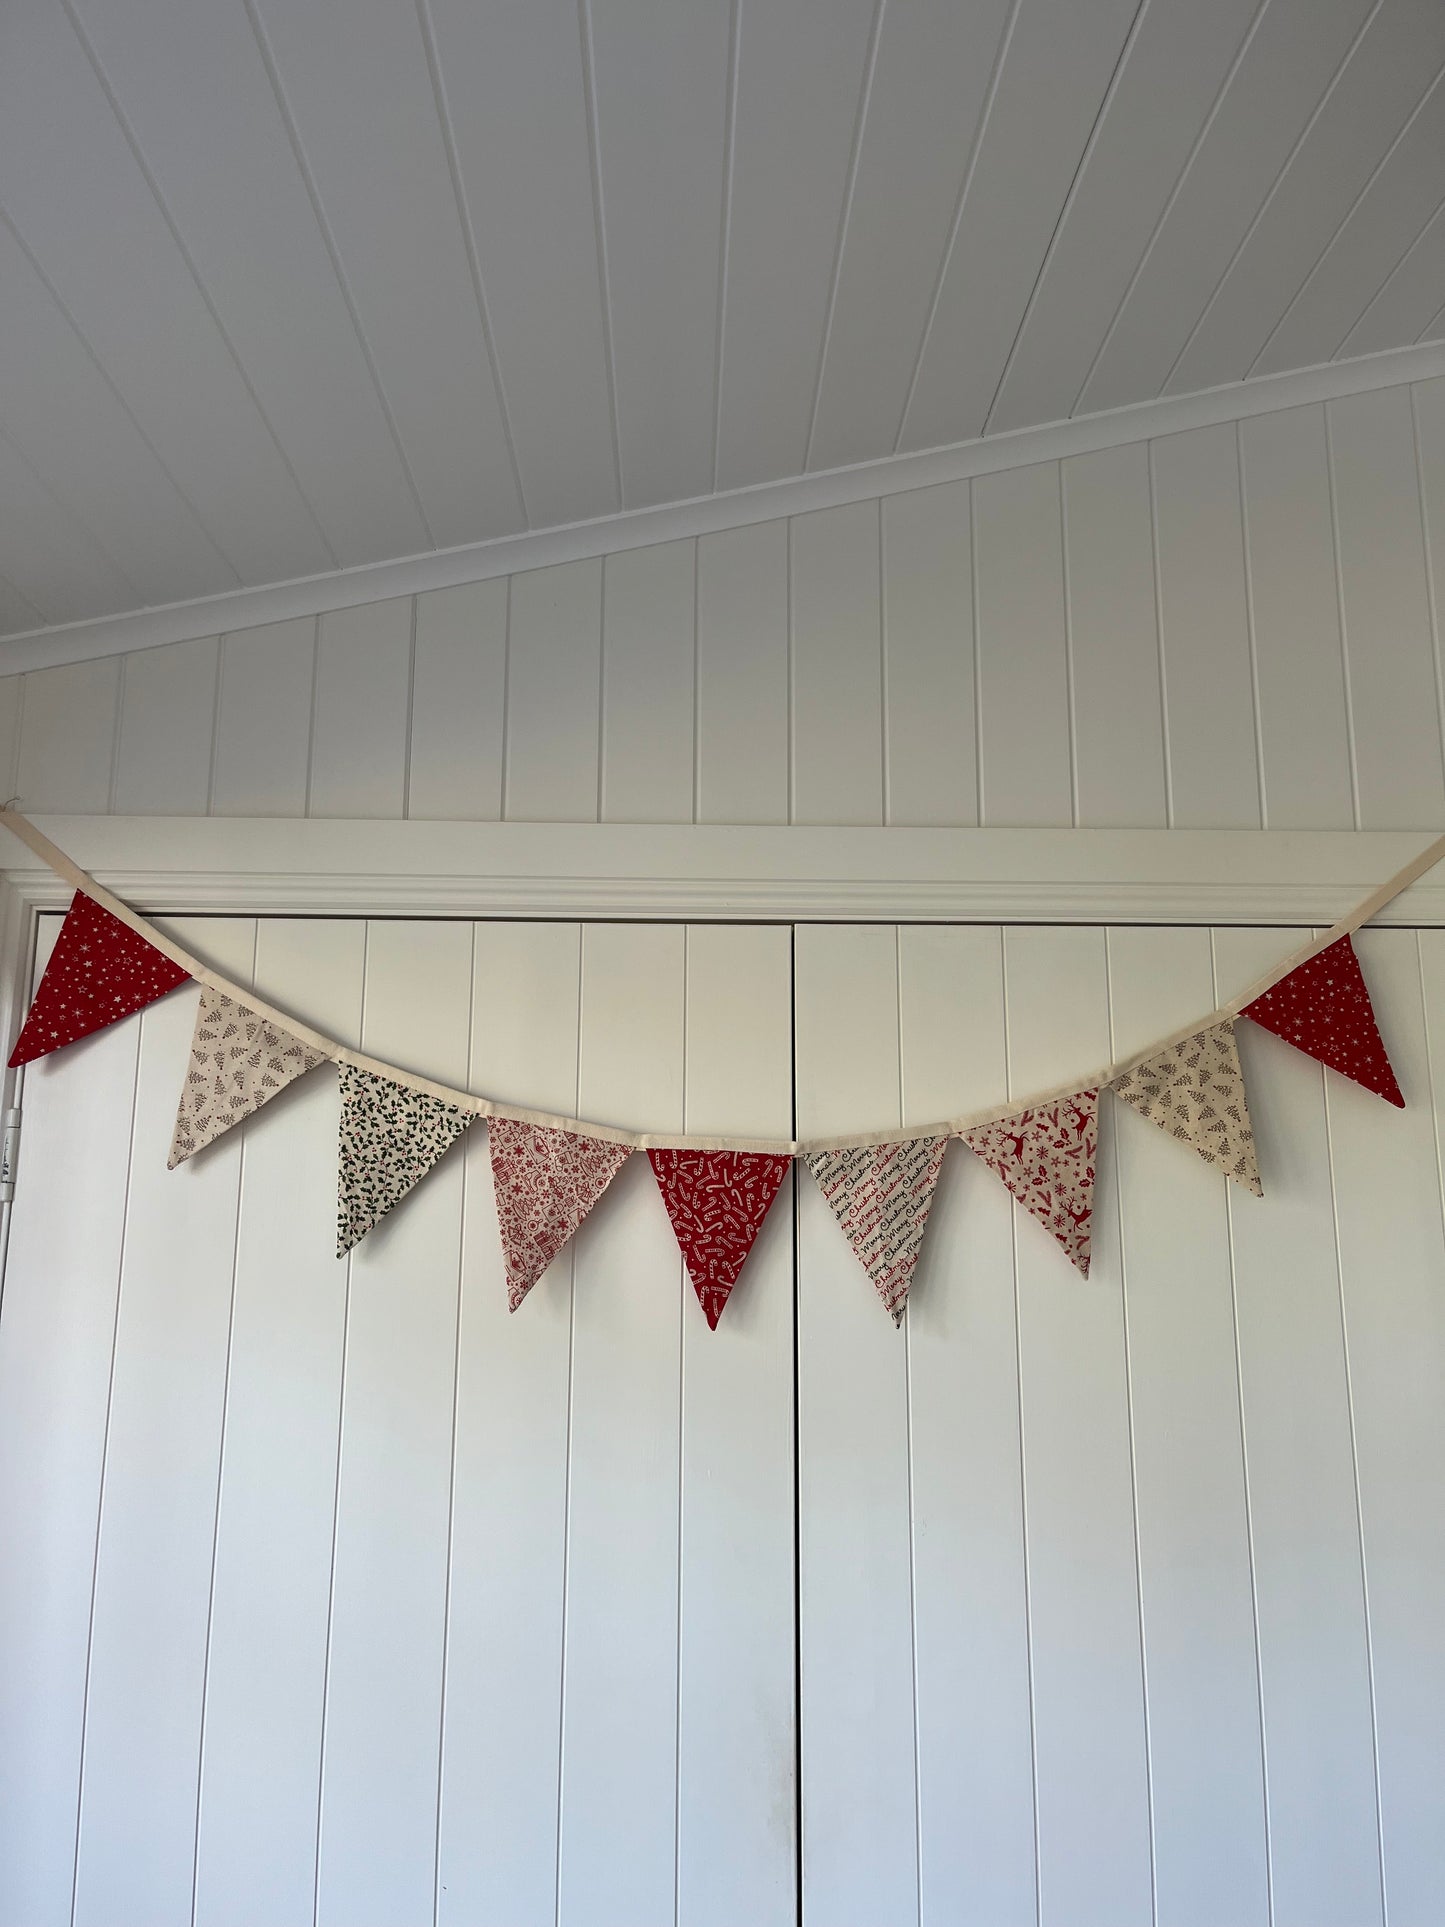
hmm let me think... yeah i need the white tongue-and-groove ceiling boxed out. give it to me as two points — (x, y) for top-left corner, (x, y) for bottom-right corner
(2, 0), (1444, 643)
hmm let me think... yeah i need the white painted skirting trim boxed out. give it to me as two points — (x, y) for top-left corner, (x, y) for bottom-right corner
(5, 818), (1445, 926)
(4, 340), (1444, 673)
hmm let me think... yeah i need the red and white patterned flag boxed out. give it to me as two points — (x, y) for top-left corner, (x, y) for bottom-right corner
(962, 1090), (1098, 1275)
(648, 1148), (792, 1329)
(1242, 934), (1403, 1106)
(9, 890), (190, 1066)
(489, 1117), (632, 1311)
(1110, 1020), (1262, 1195)
(805, 1136), (949, 1324)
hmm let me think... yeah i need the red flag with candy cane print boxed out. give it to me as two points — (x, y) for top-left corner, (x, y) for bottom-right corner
(1241, 934), (1403, 1106)
(962, 1090), (1098, 1275)
(9, 890), (190, 1067)
(648, 1148), (792, 1329)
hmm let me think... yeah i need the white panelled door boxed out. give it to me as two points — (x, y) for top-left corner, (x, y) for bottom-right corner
(2, 917), (1444, 1927)
(795, 925), (1445, 1927)
(0, 916), (796, 1927)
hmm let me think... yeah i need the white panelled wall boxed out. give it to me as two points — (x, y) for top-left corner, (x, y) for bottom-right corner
(7, 376), (1445, 832)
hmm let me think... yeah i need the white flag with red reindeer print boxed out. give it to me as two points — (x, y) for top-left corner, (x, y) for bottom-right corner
(961, 1090), (1098, 1276)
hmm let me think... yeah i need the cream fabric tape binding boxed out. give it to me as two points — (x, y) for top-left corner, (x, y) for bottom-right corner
(4, 809), (1444, 1155)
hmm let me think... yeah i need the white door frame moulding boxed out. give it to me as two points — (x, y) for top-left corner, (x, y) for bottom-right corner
(4, 340), (1444, 673)
(4, 816), (1445, 925)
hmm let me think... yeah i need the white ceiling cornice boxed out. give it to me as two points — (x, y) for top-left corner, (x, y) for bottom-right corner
(5, 339), (1444, 676)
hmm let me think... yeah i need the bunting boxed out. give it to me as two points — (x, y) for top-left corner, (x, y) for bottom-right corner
(9, 890), (190, 1066)
(962, 1091), (1098, 1275)
(169, 987), (327, 1167)
(488, 1118), (632, 1311)
(337, 1064), (475, 1255)
(648, 1148), (792, 1328)
(1110, 1021), (1261, 1195)
(1242, 934), (1404, 1106)
(805, 1136), (948, 1323)
(0, 812), (1436, 1315)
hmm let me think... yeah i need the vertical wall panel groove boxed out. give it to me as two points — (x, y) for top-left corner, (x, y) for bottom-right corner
(187, 920), (259, 1927)
(0, 673), (22, 808)
(112, 637), (219, 816)
(1319, 1073), (1390, 1927)
(1109, 927), (1269, 1925)
(695, 521), (789, 825)
(1238, 405), (1354, 828)
(1322, 405), (1366, 832)
(16, 658), (121, 814)
(211, 618), (316, 817)
(0, 915), (137, 1927)
(407, 581), (507, 821)
(309, 599), (414, 819)
(1101, 928), (1162, 1927)
(790, 502), (884, 826)
(1150, 423), (1261, 829)
(504, 560), (603, 823)
(794, 924), (917, 1925)
(1062, 443), (1167, 827)
(1329, 387), (1445, 829)
(1329, 931), (1445, 1917)
(71, 918), (257, 1927)
(313, 920), (471, 1926)
(899, 927), (1034, 1926)
(676, 924), (796, 1927)
(439, 922), (580, 1924)
(1412, 377), (1445, 783)
(973, 464), (1073, 828)
(1206, 933), (1276, 1879)
(880, 482), (976, 827)
(192, 918), (366, 1926)
(1002, 926), (1153, 1925)
(600, 540), (696, 824)
(1214, 927), (1384, 1927)
(557, 924), (686, 1927)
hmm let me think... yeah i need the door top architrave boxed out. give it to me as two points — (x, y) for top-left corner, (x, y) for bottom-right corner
(3, 817), (1445, 928)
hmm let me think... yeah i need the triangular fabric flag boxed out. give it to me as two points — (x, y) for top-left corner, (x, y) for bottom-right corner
(169, 986), (327, 1168)
(1110, 1020), (1262, 1196)
(648, 1148), (793, 1329)
(804, 1136), (948, 1324)
(337, 1064), (476, 1255)
(1242, 933), (1403, 1106)
(9, 890), (190, 1066)
(962, 1090), (1098, 1276)
(489, 1117), (632, 1311)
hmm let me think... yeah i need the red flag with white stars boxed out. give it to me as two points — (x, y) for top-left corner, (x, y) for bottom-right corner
(1242, 934), (1403, 1106)
(8, 891), (190, 1067)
